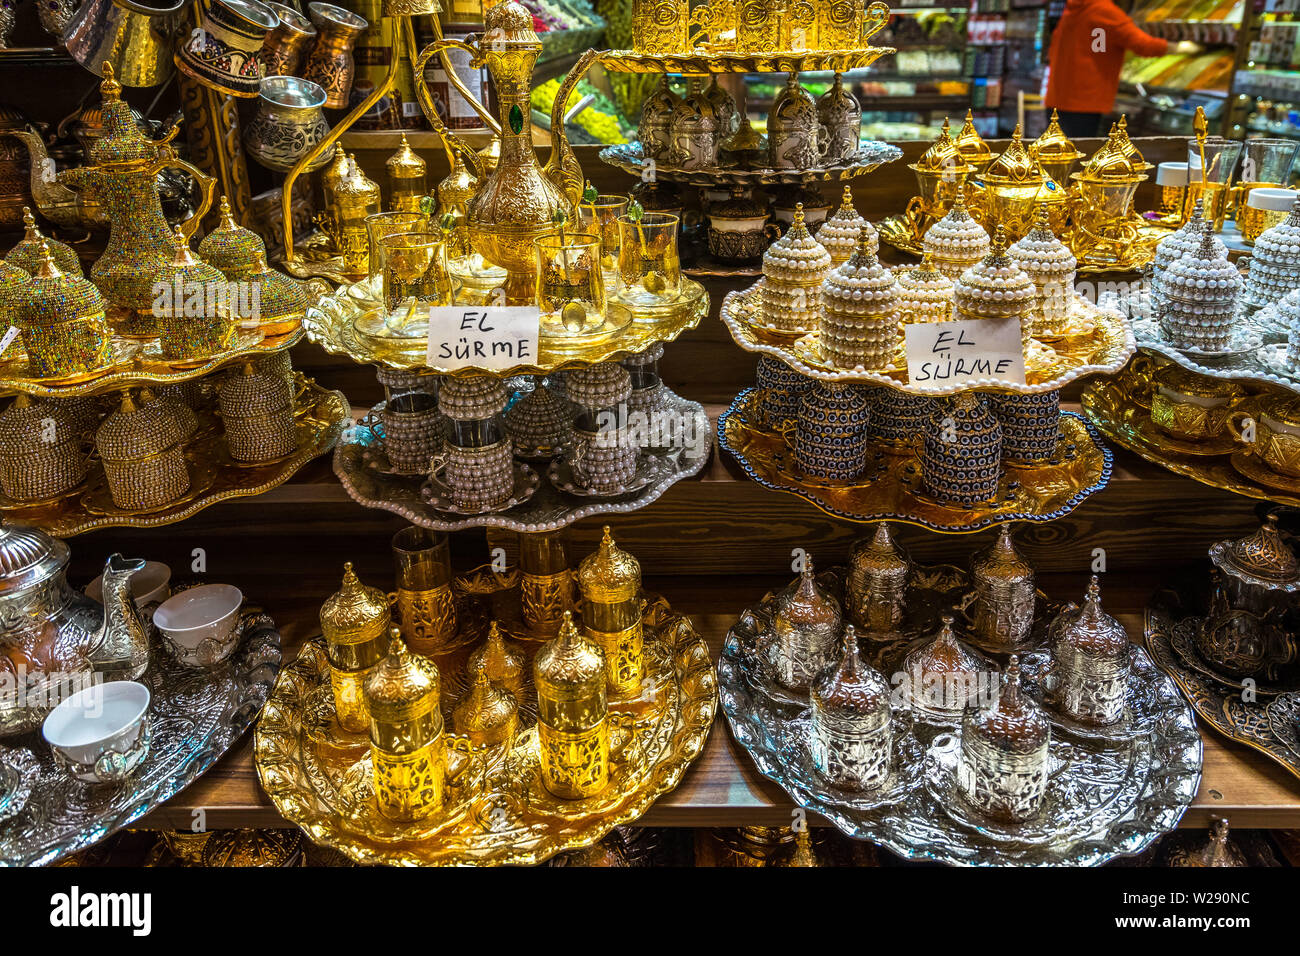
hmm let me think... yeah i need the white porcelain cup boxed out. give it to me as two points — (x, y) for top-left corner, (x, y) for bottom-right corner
(86, 560), (172, 607)
(43, 681), (151, 784)
(153, 584), (244, 668)
(1156, 161), (1189, 187)
(1247, 186), (1298, 212)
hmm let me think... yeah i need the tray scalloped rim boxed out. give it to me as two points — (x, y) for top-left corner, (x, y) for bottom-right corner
(596, 46), (897, 74)
(254, 591), (717, 867)
(720, 584), (1202, 866)
(332, 388), (711, 532)
(721, 281), (1135, 395)
(598, 140), (904, 187)
(302, 275), (706, 376)
(718, 387), (1114, 533)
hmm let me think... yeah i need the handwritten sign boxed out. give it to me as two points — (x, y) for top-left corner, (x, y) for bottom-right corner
(425, 306), (540, 371)
(904, 317), (1026, 388)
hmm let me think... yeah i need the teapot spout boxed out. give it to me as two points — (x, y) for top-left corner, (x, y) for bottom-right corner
(88, 553), (150, 681)
(0, 127), (94, 230)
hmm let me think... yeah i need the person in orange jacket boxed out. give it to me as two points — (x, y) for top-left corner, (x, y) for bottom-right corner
(1045, 0), (1203, 138)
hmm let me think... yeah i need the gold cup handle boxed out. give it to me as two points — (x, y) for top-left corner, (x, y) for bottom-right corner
(1225, 408), (1259, 450)
(903, 195), (929, 240)
(149, 152), (216, 241)
(544, 47), (602, 209)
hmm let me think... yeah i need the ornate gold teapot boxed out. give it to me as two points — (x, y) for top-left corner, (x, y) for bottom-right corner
(55, 64), (215, 331)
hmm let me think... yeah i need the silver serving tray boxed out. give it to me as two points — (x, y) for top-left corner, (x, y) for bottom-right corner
(720, 567), (1202, 865)
(333, 387), (711, 532)
(0, 611), (281, 866)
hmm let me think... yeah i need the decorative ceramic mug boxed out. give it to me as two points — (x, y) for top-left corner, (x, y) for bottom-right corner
(175, 0), (280, 98)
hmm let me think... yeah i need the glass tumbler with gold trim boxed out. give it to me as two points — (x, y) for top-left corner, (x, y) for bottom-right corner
(534, 233), (609, 343)
(379, 230), (452, 317)
(366, 211), (425, 278)
(390, 525), (456, 656)
(577, 194), (628, 291)
(614, 212), (681, 309)
(1240, 187), (1299, 243)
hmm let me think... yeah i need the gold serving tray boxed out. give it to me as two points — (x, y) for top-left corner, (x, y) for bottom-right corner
(0, 325), (304, 400)
(719, 388), (1113, 533)
(721, 281), (1134, 395)
(0, 377), (349, 536)
(596, 46), (896, 74)
(304, 275), (708, 376)
(598, 141), (904, 187)
(876, 214), (1172, 275)
(1080, 373), (1300, 508)
(254, 570), (716, 867)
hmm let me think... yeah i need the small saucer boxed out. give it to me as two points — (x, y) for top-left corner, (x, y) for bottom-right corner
(546, 456), (660, 499)
(0, 479), (89, 513)
(778, 713), (925, 812)
(1266, 693), (1300, 760)
(1168, 616), (1298, 697)
(0, 746), (38, 824)
(420, 462), (540, 515)
(1230, 450), (1300, 494)
(1130, 414), (1237, 457)
(1017, 648), (1163, 744)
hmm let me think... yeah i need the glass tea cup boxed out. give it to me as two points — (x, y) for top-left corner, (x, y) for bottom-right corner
(379, 230), (453, 319)
(366, 211), (426, 279)
(534, 232), (613, 343)
(1185, 137), (1244, 231)
(578, 193), (629, 289)
(614, 212), (681, 309)
(1240, 187), (1298, 243)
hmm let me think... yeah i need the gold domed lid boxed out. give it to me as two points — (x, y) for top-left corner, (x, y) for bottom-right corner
(13, 241), (105, 329)
(1031, 109), (1085, 164)
(709, 186), (767, 221)
(911, 117), (972, 174)
(468, 620), (526, 693)
(1115, 115), (1147, 165)
(363, 630), (441, 723)
(1209, 514), (1300, 588)
(774, 556), (842, 633)
(903, 613), (984, 717)
(954, 109), (992, 169)
(850, 522), (911, 584)
(453, 670), (518, 740)
(90, 63), (160, 167)
(971, 522), (1035, 591)
(6, 208), (83, 277)
(386, 133), (426, 178)
(199, 197), (267, 276)
(982, 123), (1045, 186)
(320, 561), (392, 646)
(534, 610), (606, 700)
(811, 625), (891, 722)
(579, 525), (641, 604)
(482, 0), (541, 47)
(965, 655), (1049, 753)
(671, 77), (718, 132)
(438, 151), (478, 206)
(1075, 123), (1150, 182)
(321, 145), (350, 195)
(1052, 575), (1127, 658)
(335, 155), (381, 203)
(641, 74), (679, 117)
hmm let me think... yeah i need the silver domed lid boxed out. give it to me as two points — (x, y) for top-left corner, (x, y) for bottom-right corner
(903, 613), (984, 719)
(849, 522), (910, 587)
(1051, 575), (1128, 658)
(811, 626), (891, 722)
(972, 523), (1035, 592)
(774, 557), (842, 633)
(0, 520), (68, 595)
(964, 654), (1049, 754)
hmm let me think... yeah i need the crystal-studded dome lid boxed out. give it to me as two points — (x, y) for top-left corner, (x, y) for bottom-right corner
(468, 621), (526, 687)
(0, 520), (68, 594)
(6, 208), (83, 277)
(1155, 199), (1226, 269)
(911, 117), (972, 174)
(566, 362), (632, 409)
(535, 610), (606, 694)
(89, 64), (161, 167)
(965, 655), (1049, 753)
(817, 186), (875, 261)
(971, 523), (1035, 590)
(811, 626), (891, 720)
(95, 390), (184, 462)
(161, 227), (227, 306)
(363, 630), (441, 723)
(954, 109), (992, 168)
(764, 204), (833, 279)
(1031, 110), (1085, 164)
(1164, 223), (1243, 301)
(1209, 514), (1300, 588)
(896, 252), (955, 301)
(504, 381), (571, 441)
(248, 258), (309, 319)
(952, 226), (1036, 314)
(922, 189), (990, 260)
(199, 197), (267, 275)
(578, 525), (641, 603)
(983, 124), (1046, 186)
(13, 242), (105, 328)
(0, 394), (65, 447)
(454, 670), (516, 733)
(821, 232), (898, 308)
(386, 133), (426, 176)
(775, 556), (842, 631)
(1052, 575), (1128, 657)
(1008, 204), (1077, 277)
(1252, 199), (1300, 261)
(437, 374), (508, 421)
(219, 362), (292, 416)
(320, 561), (391, 645)
(903, 613), (984, 704)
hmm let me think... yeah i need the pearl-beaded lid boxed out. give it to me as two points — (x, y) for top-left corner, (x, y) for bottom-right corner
(953, 225), (1036, 319)
(922, 187), (990, 264)
(821, 231), (898, 312)
(1008, 204), (1077, 283)
(438, 374), (509, 421)
(1252, 199), (1300, 264)
(1163, 223), (1243, 304)
(817, 186), (876, 264)
(1154, 198), (1224, 272)
(762, 204), (833, 282)
(566, 361), (633, 409)
(895, 252), (954, 321)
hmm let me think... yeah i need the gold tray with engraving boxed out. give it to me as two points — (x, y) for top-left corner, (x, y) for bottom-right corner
(254, 567), (716, 866)
(719, 387), (1112, 533)
(595, 46), (896, 74)
(0, 377), (348, 536)
(721, 281), (1133, 395)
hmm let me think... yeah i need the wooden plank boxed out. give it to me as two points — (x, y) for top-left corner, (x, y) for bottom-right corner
(135, 573), (1300, 833)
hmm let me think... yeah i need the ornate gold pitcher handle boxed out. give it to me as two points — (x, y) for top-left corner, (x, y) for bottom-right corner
(412, 39), (488, 180)
(863, 2), (891, 42)
(419, 18), (500, 137)
(544, 47), (601, 209)
(149, 150), (216, 241)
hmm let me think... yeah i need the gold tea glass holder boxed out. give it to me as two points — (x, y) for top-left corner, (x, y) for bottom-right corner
(534, 232), (615, 345)
(390, 526), (457, 656)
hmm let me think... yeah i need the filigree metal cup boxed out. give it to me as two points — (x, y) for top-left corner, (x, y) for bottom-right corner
(614, 213), (681, 308)
(390, 526), (456, 655)
(242, 76), (330, 173)
(1150, 371), (1242, 443)
(379, 231), (452, 316)
(302, 1), (367, 110)
(535, 233), (608, 342)
(259, 1), (315, 76)
(1229, 400), (1300, 478)
(175, 0), (280, 98)
(42, 681), (151, 784)
(365, 211), (425, 278)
